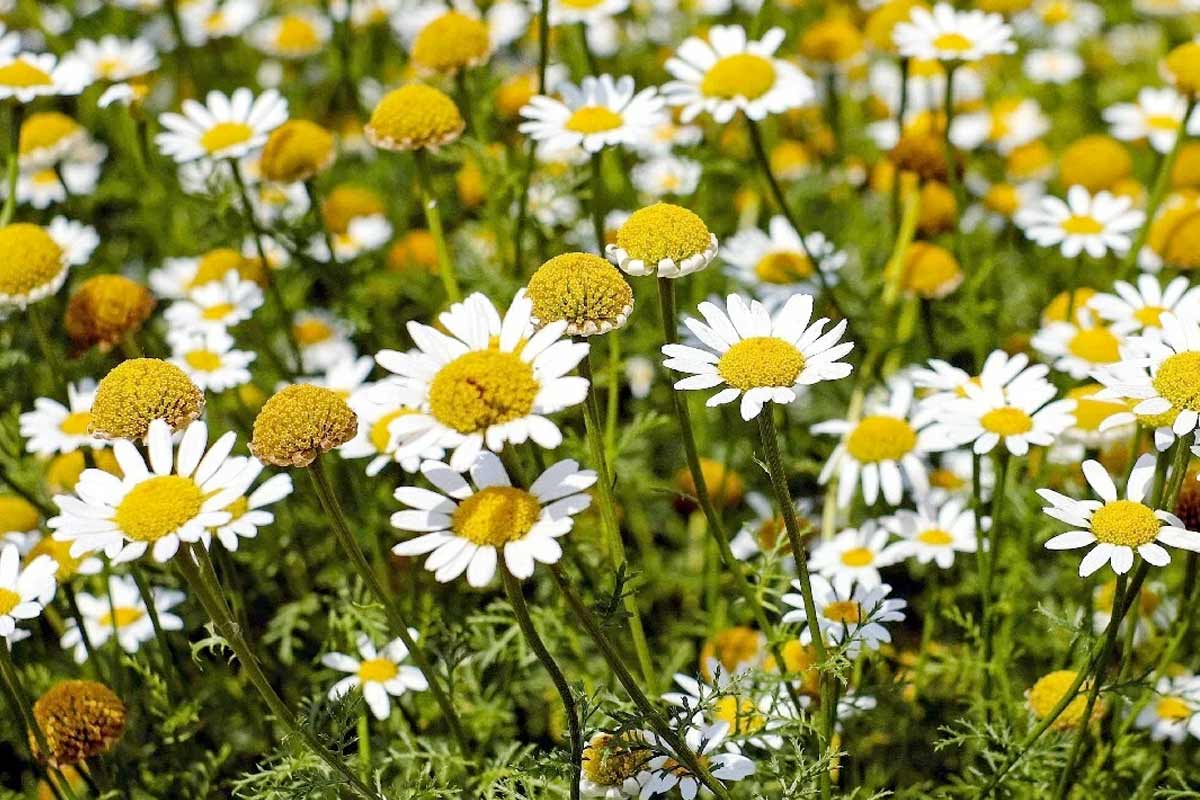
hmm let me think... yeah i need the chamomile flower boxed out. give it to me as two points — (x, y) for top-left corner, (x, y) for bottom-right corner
(911, 350), (1044, 409)
(180, 0), (260, 46)
(729, 491), (810, 561)
(0, 543), (57, 641)
(631, 155), (702, 198)
(882, 496), (978, 568)
(814, 379), (949, 508)
(662, 674), (788, 751)
(168, 326), (256, 393)
(723, 218), (845, 304)
(1135, 675), (1200, 743)
(923, 371), (1076, 457)
(1024, 48), (1084, 84)
(70, 36), (158, 82)
(1031, 314), (1123, 380)
(20, 380), (105, 456)
(1089, 275), (1200, 339)
(1103, 87), (1200, 155)
(579, 732), (647, 799)
(248, 11), (332, 60)
(781, 575), (906, 658)
(662, 25), (815, 124)
(699, 626), (766, 684)
(0, 52), (91, 103)
(342, 382), (444, 475)
(60, 575), (183, 664)
(892, 3), (1015, 63)
(156, 88), (289, 163)
(0, 217), (98, 309)
(16, 158), (104, 210)
(203, 465), (292, 552)
(607, 202), (717, 279)
(807, 523), (900, 593)
(322, 633), (429, 720)
(1014, 185), (1144, 259)
(547, 0), (629, 28)
(663, 293), (853, 420)
(163, 274), (264, 331)
(638, 721), (755, 798)
(1041, 456), (1197, 577)
(309, 214), (392, 262)
(149, 249), (261, 300)
(49, 419), (254, 564)
(375, 291), (589, 470)
(519, 74), (665, 154)
(390, 452), (596, 586)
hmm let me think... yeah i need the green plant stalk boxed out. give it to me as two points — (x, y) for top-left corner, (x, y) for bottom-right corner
(304, 180), (339, 269)
(61, 583), (101, 677)
(501, 566), (582, 800)
(412, 148), (461, 301)
(28, 302), (67, 398)
(307, 457), (471, 758)
(890, 56), (911, 231)
(130, 562), (180, 684)
(1, 102), (23, 227)
(589, 152), (606, 254)
(980, 451), (1012, 710)
(511, 0), (551, 274)
(357, 707), (371, 782)
(941, 63), (964, 263)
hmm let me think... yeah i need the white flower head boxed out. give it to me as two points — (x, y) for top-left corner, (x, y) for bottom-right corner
(60, 575), (184, 663)
(881, 496), (978, 568)
(807, 523), (901, 594)
(322, 632), (429, 720)
(639, 721), (756, 798)
(156, 88), (289, 163)
(0, 543), (57, 641)
(892, 3), (1016, 63)
(519, 74), (666, 154)
(723, 218), (846, 304)
(20, 380), (106, 456)
(0, 52), (91, 103)
(1015, 185), (1145, 259)
(169, 326), (256, 393)
(1135, 674), (1200, 743)
(782, 575), (906, 659)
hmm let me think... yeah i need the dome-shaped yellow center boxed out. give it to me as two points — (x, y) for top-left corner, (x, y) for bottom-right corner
(59, 412), (92, 435)
(1067, 326), (1120, 364)
(20, 112), (80, 156)
(932, 32), (972, 52)
(1067, 385), (1125, 432)
(527, 252), (633, 332)
(755, 251), (812, 283)
(184, 350), (223, 372)
(565, 105), (624, 134)
(1061, 214), (1104, 235)
(357, 657), (398, 683)
(28, 536), (85, 581)
(366, 84), (465, 151)
(412, 11), (491, 71)
(0, 223), (65, 298)
(717, 337), (805, 391)
(713, 695), (766, 735)
(1153, 351), (1200, 412)
(0, 58), (52, 88)
(1156, 696), (1193, 721)
(582, 733), (644, 786)
(617, 203), (712, 265)
(822, 599), (862, 624)
(0, 496), (40, 532)
(114, 475), (203, 542)
(1090, 499), (1160, 547)
(450, 486), (541, 546)
(839, 546), (875, 567)
(845, 415), (918, 462)
(980, 406), (1034, 436)
(261, 120), (335, 183)
(369, 408), (416, 452)
(428, 350), (539, 434)
(1028, 670), (1095, 730)
(200, 122), (255, 155)
(274, 14), (321, 53)
(89, 358), (205, 440)
(701, 53), (776, 100)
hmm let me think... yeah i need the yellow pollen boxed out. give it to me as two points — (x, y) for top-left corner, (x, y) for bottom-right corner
(0, 223), (65, 298)
(526, 252), (633, 332)
(0, 588), (19, 616)
(845, 415), (919, 463)
(1090, 499), (1161, 547)
(59, 412), (92, 436)
(930, 467), (965, 490)
(89, 358), (205, 441)
(293, 318), (335, 345)
(1061, 214), (1104, 235)
(450, 486), (541, 547)
(980, 406), (1034, 436)
(1134, 305), (1166, 327)
(0, 59), (53, 88)
(201, 302), (236, 321)
(411, 11), (491, 71)
(701, 626), (761, 679)
(32, 170), (58, 186)
(366, 84), (465, 152)
(0, 496), (39, 533)
(199, 122), (255, 155)
(840, 546), (875, 567)
(1153, 351), (1200, 412)
(1068, 327), (1120, 364)
(369, 408), (415, 452)
(99, 607), (143, 628)
(581, 733), (645, 786)
(114, 475), (203, 543)
(755, 251), (812, 283)
(1028, 670), (1100, 730)
(917, 528), (955, 546)
(713, 696), (766, 735)
(822, 599), (862, 624)
(932, 32), (973, 52)
(357, 658), (398, 683)
(274, 15), (320, 53)
(565, 105), (624, 134)
(1067, 385), (1126, 432)
(616, 203), (712, 265)
(716, 337), (805, 391)
(428, 350), (539, 434)
(1156, 696), (1193, 721)
(184, 350), (223, 372)
(701, 53), (777, 100)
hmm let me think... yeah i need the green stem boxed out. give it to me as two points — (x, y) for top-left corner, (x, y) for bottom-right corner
(891, 57), (910, 231)
(357, 707), (371, 782)
(412, 149), (461, 302)
(1, 102), (22, 227)
(304, 180), (338, 269)
(980, 452), (1012, 711)
(511, 0), (551, 274)
(130, 563), (179, 683)
(61, 583), (101, 676)
(941, 63), (963, 263)
(589, 151), (606, 253)
(28, 302), (67, 398)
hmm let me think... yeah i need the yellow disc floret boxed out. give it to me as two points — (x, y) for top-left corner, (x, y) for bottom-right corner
(616, 203), (713, 266)
(902, 241), (961, 299)
(428, 351), (540, 434)
(980, 406), (1034, 436)
(799, 17), (863, 65)
(365, 84), (465, 152)
(411, 11), (491, 72)
(1153, 351), (1200, 412)
(565, 106), (624, 134)
(822, 599), (862, 625)
(0, 495), (40, 534)
(90, 359), (205, 441)
(200, 122), (254, 155)
(0, 58), (53, 88)
(1027, 670), (1103, 731)
(27, 537), (86, 582)
(846, 415), (919, 463)
(1067, 385), (1126, 432)
(19, 112), (82, 159)
(700, 626), (762, 680)
(250, 384), (359, 467)
(358, 658), (399, 682)
(1067, 326), (1120, 365)
(260, 120), (336, 183)
(0, 223), (66, 304)
(192, 248), (267, 287)
(31, 681), (126, 767)
(1090, 499), (1161, 547)
(64, 275), (156, 353)
(1164, 41), (1200, 97)
(527, 252), (634, 335)
(755, 251), (812, 283)
(451, 486), (541, 546)
(115, 475), (203, 542)
(1060, 135), (1131, 193)
(717, 337), (805, 391)
(701, 53), (776, 100)
(321, 185), (386, 235)
(582, 733), (646, 787)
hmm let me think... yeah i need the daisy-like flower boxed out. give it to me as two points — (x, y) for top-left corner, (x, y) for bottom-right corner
(892, 3), (1015, 63)
(71, 36), (158, 83)
(1024, 48), (1084, 84)
(49, 419), (254, 564)
(321, 633), (429, 720)
(0, 52), (91, 103)
(168, 327), (256, 393)
(293, 310), (356, 374)
(1014, 186), (1144, 259)
(16, 158), (104, 210)
(0, 544), (57, 641)
(180, 0), (261, 46)
(391, 452), (596, 586)
(0, 217), (98, 309)
(579, 732), (648, 799)
(631, 155), (702, 199)
(1031, 314), (1123, 381)
(519, 74), (665, 154)
(203, 465), (293, 552)
(312, 355), (375, 398)
(882, 496), (978, 568)
(662, 25), (815, 124)
(911, 350), (1044, 409)
(1089, 275), (1200, 339)
(814, 379), (950, 508)
(1041, 456), (1197, 577)
(375, 291), (589, 470)
(723, 218), (846, 304)
(60, 575), (183, 664)
(163, 274), (264, 332)
(662, 674), (789, 752)
(638, 721), (755, 798)
(546, 0), (629, 27)
(807, 523), (900, 593)
(309, 214), (392, 263)
(781, 575), (906, 658)
(1, 497), (41, 554)
(156, 88), (289, 164)
(662, 293), (853, 421)
(729, 491), (810, 561)
(606, 202), (717, 279)
(1135, 675), (1200, 743)
(248, 11), (333, 60)
(20, 380), (105, 456)
(342, 381), (445, 475)
(1103, 87), (1200, 155)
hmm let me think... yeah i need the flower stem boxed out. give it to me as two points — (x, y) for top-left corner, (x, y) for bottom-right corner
(28, 302), (67, 398)
(61, 583), (101, 677)
(307, 457), (471, 758)
(412, 148), (461, 302)
(0, 102), (23, 228)
(130, 563), (180, 684)
(891, 56), (910, 231)
(500, 566), (581, 800)
(941, 63), (963, 263)
(980, 451), (1012, 713)
(304, 180), (338, 269)
(357, 706), (371, 782)
(511, 0), (551, 274)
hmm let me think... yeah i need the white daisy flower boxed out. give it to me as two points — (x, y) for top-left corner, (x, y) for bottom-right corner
(70, 36), (159, 81)
(19, 380), (106, 456)
(49, 419), (255, 564)
(662, 25), (815, 124)
(248, 11), (332, 59)
(631, 155), (702, 199)
(662, 293), (854, 421)
(781, 575), (906, 658)
(729, 491), (810, 562)
(375, 291), (589, 470)
(169, 326), (256, 393)
(662, 674), (789, 752)
(1023, 48), (1084, 84)
(149, 255), (222, 300)
(293, 309), (357, 374)
(638, 721), (755, 798)
(393, 0), (528, 51)
(546, 0), (629, 28)
(0, 52), (91, 103)
(0, 216), (98, 309)
(309, 214), (393, 262)
(527, 178), (581, 227)
(180, 0), (261, 45)
(519, 74), (665, 154)
(0, 543), (57, 641)
(322, 632), (429, 720)
(391, 452), (596, 586)
(164, 273), (264, 332)
(1031, 315), (1123, 381)
(1041, 456), (1198, 577)
(807, 523), (900, 594)
(723, 218), (845, 305)
(1088, 275), (1200, 339)
(203, 464), (292, 552)
(156, 88), (289, 163)
(1136, 674), (1200, 743)
(15, 158), (103, 210)
(1014, 185), (1144, 259)
(911, 350), (1044, 409)
(881, 496), (978, 568)
(814, 379), (951, 508)
(60, 574), (184, 664)
(892, 3), (1016, 63)
(342, 380), (445, 475)
(1103, 87), (1200, 155)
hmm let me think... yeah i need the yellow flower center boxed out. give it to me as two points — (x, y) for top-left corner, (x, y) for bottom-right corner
(1090, 499), (1161, 547)
(274, 15), (320, 52)
(99, 606), (144, 629)
(713, 696), (766, 735)
(411, 11), (491, 71)
(201, 302), (236, 322)
(369, 408), (416, 452)
(980, 406), (1034, 436)
(1156, 696), (1193, 721)
(1147, 114), (1180, 132)
(114, 475), (203, 543)
(755, 251), (812, 283)
(1134, 305), (1166, 327)
(19, 112), (80, 156)
(1028, 670), (1096, 730)
(840, 546), (875, 567)
(1061, 214), (1104, 235)
(984, 184), (1021, 216)
(222, 496), (249, 522)
(0, 223), (65, 298)
(192, 249), (258, 287)
(184, 349), (223, 372)
(845, 415), (919, 463)
(526, 252), (633, 331)
(0, 588), (19, 616)
(1041, 0), (1072, 23)
(929, 467), (965, 491)
(565, 105), (624, 134)
(617, 202), (712, 265)
(357, 658), (398, 683)
(701, 53), (777, 100)
(366, 84), (465, 151)
(199, 122), (255, 155)
(89, 358), (205, 441)
(581, 733), (644, 786)
(0, 58), (53, 88)
(450, 486), (541, 546)
(293, 318), (335, 345)
(1067, 327), (1120, 364)
(558, 0), (608, 8)
(428, 350), (539, 434)
(917, 528), (955, 546)
(1153, 351), (1200, 412)
(822, 599), (862, 624)
(1068, 385), (1126, 432)
(96, 58), (123, 79)
(716, 337), (805, 391)
(59, 412), (92, 436)
(932, 32), (973, 52)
